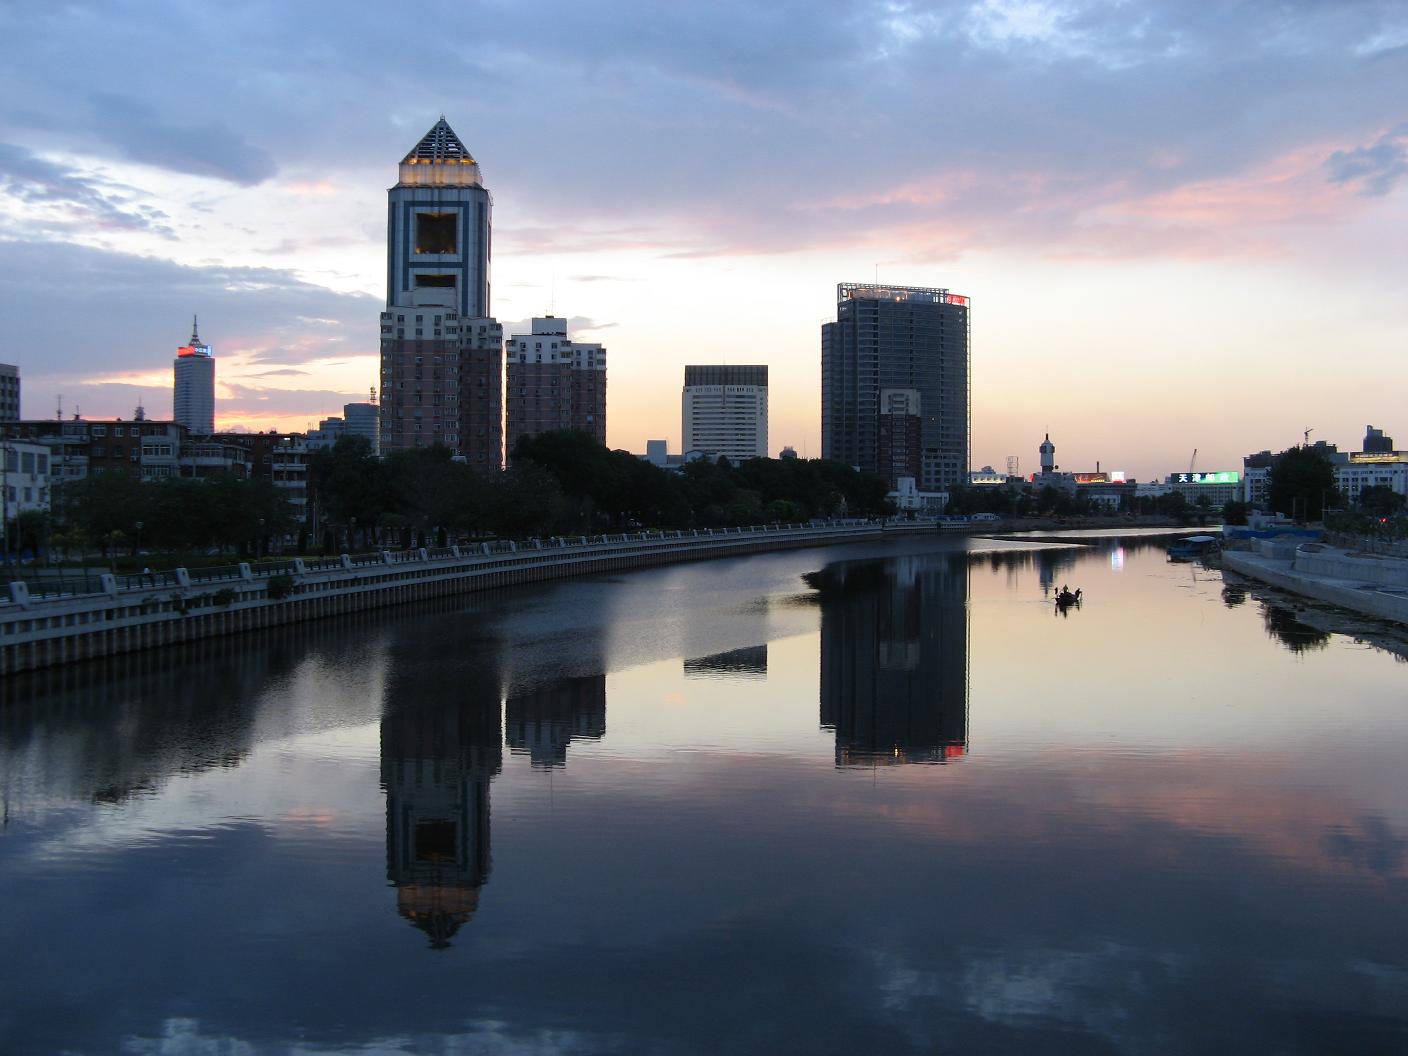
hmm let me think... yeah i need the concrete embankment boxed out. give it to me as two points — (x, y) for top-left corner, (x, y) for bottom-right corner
(1222, 538), (1408, 627)
(0, 521), (933, 677)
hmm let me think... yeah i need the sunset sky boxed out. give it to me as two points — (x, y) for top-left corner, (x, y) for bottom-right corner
(1, 1), (1405, 480)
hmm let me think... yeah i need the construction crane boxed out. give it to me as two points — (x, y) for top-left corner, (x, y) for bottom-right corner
(1304, 427), (1314, 446)
(1189, 448), (1197, 475)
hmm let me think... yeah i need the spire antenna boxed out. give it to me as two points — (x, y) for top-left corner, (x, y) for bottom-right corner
(191, 315), (200, 344)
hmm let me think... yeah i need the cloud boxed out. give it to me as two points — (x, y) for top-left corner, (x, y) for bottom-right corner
(1326, 126), (1408, 196)
(79, 92), (278, 186)
(0, 240), (378, 418)
(0, 1), (1403, 266)
(0, 142), (173, 235)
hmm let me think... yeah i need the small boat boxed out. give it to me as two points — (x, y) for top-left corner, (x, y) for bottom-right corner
(1055, 587), (1083, 609)
(1167, 535), (1220, 561)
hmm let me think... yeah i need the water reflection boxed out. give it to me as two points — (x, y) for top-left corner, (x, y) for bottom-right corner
(506, 675), (608, 768)
(683, 645), (768, 680)
(1261, 604), (1332, 655)
(0, 620), (384, 818)
(810, 554), (969, 765)
(381, 640), (504, 950)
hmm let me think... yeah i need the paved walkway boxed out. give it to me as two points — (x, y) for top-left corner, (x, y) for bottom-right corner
(1222, 547), (1408, 626)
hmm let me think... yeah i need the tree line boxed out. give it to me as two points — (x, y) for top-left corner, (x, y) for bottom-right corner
(310, 431), (894, 550)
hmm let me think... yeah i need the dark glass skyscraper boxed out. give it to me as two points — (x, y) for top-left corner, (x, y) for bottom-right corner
(821, 283), (970, 490)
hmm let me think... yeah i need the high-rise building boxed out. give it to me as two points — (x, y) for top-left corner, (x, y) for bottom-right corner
(343, 401), (381, 455)
(681, 365), (767, 462)
(505, 316), (606, 455)
(379, 118), (502, 467)
(1364, 425), (1396, 454)
(821, 283), (970, 489)
(0, 363), (18, 423)
(173, 317), (215, 436)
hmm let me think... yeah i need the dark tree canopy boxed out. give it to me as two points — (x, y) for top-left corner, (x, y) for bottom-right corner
(1267, 446), (1340, 521)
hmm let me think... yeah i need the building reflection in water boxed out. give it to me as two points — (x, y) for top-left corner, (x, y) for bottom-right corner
(810, 553), (970, 766)
(380, 638), (505, 950)
(381, 641), (608, 945)
(505, 675), (607, 769)
(682, 645), (768, 681)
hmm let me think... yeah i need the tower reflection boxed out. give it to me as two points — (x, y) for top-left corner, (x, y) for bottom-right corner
(381, 643), (505, 950)
(811, 553), (970, 766)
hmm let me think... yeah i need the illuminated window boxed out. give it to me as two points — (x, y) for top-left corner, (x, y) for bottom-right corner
(414, 212), (457, 254)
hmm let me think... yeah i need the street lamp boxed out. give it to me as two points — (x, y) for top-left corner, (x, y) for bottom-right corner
(257, 517), (265, 560)
(135, 520), (143, 555)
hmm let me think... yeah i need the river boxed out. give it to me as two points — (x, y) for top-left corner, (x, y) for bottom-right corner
(2, 532), (1406, 1053)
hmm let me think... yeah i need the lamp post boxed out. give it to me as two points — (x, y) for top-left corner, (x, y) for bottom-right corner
(257, 517), (265, 560)
(135, 519), (143, 556)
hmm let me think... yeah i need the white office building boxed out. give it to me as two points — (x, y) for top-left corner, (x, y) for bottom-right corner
(682, 365), (767, 462)
(173, 317), (215, 435)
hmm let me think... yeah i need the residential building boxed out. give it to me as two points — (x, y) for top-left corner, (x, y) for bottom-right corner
(173, 317), (215, 436)
(2, 440), (52, 532)
(681, 365), (766, 462)
(271, 435), (311, 522)
(821, 283), (970, 489)
(0, 363), (18, 423)
(1, 418), (245, 487)
(379, 118), (502, 468)
(4, 418), (187, 482)
(211, 430), (311, 520)
(506, 317), (607, 455)
(1241, 451), (1275, 507)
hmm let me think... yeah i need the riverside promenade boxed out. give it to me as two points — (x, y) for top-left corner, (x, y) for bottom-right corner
(1223, 538), (1408, 627)
(1, 520), (937, 676)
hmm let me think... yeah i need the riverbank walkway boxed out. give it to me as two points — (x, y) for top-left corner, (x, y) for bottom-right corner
(1223, 538), (1408, 627)
(1, 519), (937, 676)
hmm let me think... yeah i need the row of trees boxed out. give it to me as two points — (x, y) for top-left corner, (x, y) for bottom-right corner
(6, 473), (298, 563)
(310, 432), (894, 548)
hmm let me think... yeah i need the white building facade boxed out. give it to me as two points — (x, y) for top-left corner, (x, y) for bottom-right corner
(173, 318), (215, 436)
(682, 365), (767, 462)
(1335, 453), (1408, 503)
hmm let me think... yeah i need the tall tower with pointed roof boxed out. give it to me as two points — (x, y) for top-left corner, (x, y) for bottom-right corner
(173, 315), (215, 435)
(380, 118), (502, 464)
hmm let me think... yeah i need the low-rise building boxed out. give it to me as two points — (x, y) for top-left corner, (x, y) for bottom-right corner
(888, 476), (948, 513)
(1165, 470), (1241, 507)
(2, 439), (52, 520)
(1336, 452), (1408, 504)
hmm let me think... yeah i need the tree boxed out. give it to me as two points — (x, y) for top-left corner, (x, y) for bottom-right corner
(1357, 485), (1406, 519)
(1222, 500), (1251, 526)
(1267, 446), (1339, 522)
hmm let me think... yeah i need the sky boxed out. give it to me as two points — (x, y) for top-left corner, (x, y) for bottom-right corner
(0, 0), (1405, 481)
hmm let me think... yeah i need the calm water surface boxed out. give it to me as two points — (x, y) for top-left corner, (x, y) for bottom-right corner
(2, 533), (1407, 1054)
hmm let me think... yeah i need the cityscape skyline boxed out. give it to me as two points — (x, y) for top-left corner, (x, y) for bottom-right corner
(1, 3), (1405, 480)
